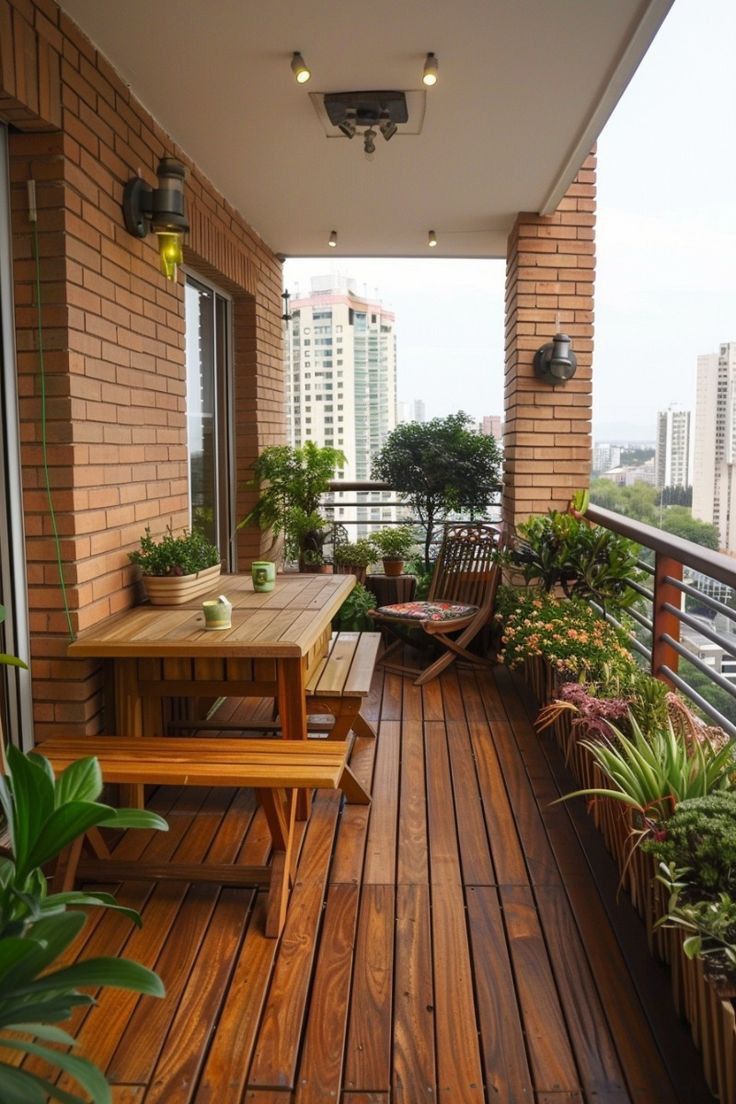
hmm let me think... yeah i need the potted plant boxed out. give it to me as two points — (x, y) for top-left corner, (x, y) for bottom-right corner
(332, 539), (377, 584)
(129, 526), (221, 605)
(371, 525), (415, 577)
(240, 441), (346, 570)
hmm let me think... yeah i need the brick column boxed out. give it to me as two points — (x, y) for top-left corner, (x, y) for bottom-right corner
(502, 151), (595, 531)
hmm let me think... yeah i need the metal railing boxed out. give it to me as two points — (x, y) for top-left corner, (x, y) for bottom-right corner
(586, 504), (736, 738)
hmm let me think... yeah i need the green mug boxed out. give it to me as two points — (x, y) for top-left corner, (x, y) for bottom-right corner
(202, 595), (232, 631)
(251, 560), (276, 592)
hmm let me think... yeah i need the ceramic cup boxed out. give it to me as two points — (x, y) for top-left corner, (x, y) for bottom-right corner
(202, 594), (232, 630)
(251, 560), (276, 592)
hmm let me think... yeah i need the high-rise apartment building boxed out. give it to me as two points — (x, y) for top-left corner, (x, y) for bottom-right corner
(693, 343), (736, 549)
(480, 415), (503, 441)
(592, 443), (621, 474)
(286, 275), (397, 532)
(655, 405), (691, 491)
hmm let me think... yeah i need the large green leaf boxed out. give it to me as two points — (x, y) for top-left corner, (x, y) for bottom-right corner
(42, 891), (143, 928)
(0, 1062), (48, 1104)
(0, 938), (43, 985)
(0, 993), (93, 1029)
(23, 802), (112, 875)
(24, 912), (88, 968)
(1, 1036), (111, 1104)
(6, 747), (55, 879)
(0, 653), (28, 670)
(53, 757), (103, 809)
(4, 1022), (77, 1045)
(99, 808), (168, 832)
(20, 956), (165, 998)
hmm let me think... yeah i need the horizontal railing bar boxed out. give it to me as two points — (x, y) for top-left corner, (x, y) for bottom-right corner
(626, 605), (653, 632)
(628, 578), (654, 601)
(587, 504), (736, 590)
(327, 480), (393, 492)
(663, 604), (736, 656)
(665, 578), (736, 622)
(659, 665), (736, 740)
(661, 634), (736, 700)
(636, 559), (656, 576)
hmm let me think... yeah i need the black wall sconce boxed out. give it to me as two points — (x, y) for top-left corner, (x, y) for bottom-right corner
(123, 158), (189, 281)
(533, 332), (577, 383)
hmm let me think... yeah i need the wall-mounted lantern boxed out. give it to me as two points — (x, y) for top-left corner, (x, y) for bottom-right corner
(123, 158), (189, 281)
(533, 333), (577, 383)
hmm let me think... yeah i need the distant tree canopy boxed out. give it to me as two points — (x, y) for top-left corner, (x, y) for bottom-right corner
(371, 412), (502, 570)
(589, 480), (720, 550)
(657, 484), (693, 507)
(620, 447), (655, 466)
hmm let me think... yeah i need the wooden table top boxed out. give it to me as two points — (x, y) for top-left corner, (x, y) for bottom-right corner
(68, 573), (355, 659)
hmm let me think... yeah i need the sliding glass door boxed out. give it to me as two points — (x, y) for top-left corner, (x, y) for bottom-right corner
(0, 126), (32, 748)
(184, 274), (234, 568)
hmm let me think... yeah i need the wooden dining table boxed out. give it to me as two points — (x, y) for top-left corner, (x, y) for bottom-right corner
(68, 572), (355, 807)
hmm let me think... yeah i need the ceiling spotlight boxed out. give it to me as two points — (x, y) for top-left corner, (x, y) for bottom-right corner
(363, 127), (377, 161)
(422, 52), (439, 86)
(338, 109), (357, 139)
(428, 230), (438, 248)
(291, 51), (311, 84)
(379, 110), (398, 141)
(328, 230), (338, 248)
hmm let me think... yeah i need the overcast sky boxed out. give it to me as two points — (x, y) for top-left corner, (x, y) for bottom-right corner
(285, 0), (736, 443)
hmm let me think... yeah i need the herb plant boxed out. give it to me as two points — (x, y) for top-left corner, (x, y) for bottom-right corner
(333, 539), (377, 569)
(129, 527), (220, 577)
(371, 526), (416, 561)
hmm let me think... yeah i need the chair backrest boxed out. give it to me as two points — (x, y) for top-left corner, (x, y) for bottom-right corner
(428, 522), (505, 610)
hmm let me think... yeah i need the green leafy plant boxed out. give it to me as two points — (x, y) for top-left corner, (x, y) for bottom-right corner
(645, 793), (736, 895)
(656, 863), (736, 986)
(371, 412), (501, 570)
(240, 442), (346, 564)
(507, 509), (642, 613)
(129, 527), (220, 577)
(332, 583), (377, 632)
(559, 714), (734, 826)
(332, 539), (377, 570)
(0, 746), (167, 1102)
(371, 525), (415, 561)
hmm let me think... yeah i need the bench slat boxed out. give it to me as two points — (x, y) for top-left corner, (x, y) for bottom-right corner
(343, 632), (381, 696)
(311, 632), (359, 696)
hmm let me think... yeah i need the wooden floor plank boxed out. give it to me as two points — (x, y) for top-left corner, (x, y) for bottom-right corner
(466, 886), (535, 1101)
(424, 720), (463, 886)
(330, 735), (377, 886)
(468, 720), (528, 886)
(393, 884), (436, 1103)
(397, 719), (429, 885)
(362, 721), (399, 885)
(500, 884), (580, 1095)
(344, 884), (395, 1093)
(445, 721), (494, 886)
(248, 796), (341, 1090)
(294, 883), (360, 1104)
(432, 884), (485, 1101)
(194, 895), (278, 1104)
(144, 888), (253, 1104)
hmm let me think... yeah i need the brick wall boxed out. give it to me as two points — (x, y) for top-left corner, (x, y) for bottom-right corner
(502, 151), (595, 530)
(1, 0), (285, 738)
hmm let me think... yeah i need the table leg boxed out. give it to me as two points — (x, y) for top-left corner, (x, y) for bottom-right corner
(114, 659), (146, 808)
(277, 656), (310, 819)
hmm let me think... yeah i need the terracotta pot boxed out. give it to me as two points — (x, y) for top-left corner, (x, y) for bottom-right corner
(141, 563), (221, 606)
(382, 558), (404, 577)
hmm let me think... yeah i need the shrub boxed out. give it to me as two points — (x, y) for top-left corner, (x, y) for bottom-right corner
(371, 526), (415, 560)
(507, 509), (643, 613)
(333, 539), (377, 569)
(333, 583), (377, 631)
(645, 793), (736, 895)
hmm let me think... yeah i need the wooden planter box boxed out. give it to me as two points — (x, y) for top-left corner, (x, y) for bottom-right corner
(519, 653), (736, 1103)
(141, 563), (222, 606)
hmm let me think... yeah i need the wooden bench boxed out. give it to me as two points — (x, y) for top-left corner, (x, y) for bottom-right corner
(38, 735), (369, 937)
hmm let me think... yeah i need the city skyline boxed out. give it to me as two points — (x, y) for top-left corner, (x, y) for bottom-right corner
(285, 0), (736, 442)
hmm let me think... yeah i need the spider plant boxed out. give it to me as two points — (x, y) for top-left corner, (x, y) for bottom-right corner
(556, 713), (734, 826)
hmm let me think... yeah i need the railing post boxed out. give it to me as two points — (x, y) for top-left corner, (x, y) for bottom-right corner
(651, 554), (683, 685)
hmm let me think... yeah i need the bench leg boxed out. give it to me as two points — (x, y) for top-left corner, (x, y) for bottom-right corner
(338, 764), (370, 806)
(260, 787), (298, 938)
(52, 826), (111, 892)
(352, 712), (376, 739)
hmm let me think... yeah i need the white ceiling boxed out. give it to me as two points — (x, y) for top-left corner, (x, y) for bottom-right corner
(59, 0), (673, 259)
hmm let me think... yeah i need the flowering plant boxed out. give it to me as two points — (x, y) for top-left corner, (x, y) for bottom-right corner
(498, 590), (635, 683)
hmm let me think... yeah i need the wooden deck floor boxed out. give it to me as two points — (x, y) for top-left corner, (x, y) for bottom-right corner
(50, 665), (711, 1103)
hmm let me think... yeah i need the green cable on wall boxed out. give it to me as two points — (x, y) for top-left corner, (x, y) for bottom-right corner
(30, 188), (76, 642)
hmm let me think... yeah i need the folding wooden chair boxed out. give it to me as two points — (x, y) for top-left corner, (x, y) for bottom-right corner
(368, 521), (505, 685)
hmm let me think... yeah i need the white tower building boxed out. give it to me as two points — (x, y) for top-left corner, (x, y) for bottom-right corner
(692, 343), (736, 549)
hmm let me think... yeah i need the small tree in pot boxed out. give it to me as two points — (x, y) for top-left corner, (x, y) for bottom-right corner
(371, 525), (415, 577)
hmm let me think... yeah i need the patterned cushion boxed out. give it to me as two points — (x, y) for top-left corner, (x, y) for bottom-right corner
(376, 600), (479, 622)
